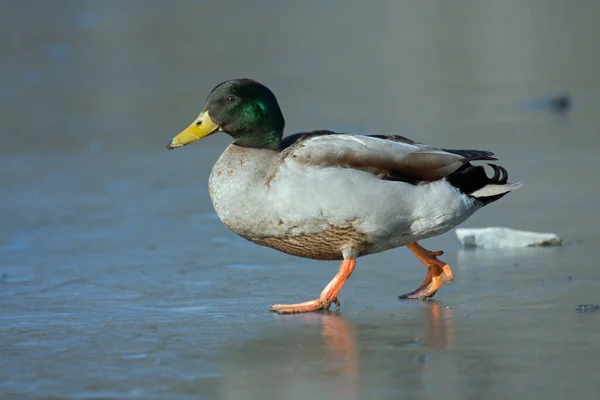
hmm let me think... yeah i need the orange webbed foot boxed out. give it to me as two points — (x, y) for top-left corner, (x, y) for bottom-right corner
(270, 298), (340, 314)
(270, 259), (355, 314)
(399, 243), (454, 300)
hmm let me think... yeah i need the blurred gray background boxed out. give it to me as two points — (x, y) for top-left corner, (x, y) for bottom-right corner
(2, 1), (600, 399)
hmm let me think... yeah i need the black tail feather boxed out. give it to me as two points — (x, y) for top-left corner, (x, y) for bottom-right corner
(446, 163), (513, 205)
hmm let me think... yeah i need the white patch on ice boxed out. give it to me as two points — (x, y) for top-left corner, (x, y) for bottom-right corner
(455, 227), (563, 249)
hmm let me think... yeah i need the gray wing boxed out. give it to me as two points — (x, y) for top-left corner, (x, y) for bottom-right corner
(280, 131), (497, 183)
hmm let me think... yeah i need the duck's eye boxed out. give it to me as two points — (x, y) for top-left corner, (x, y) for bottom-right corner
(226, 96), (236, 103)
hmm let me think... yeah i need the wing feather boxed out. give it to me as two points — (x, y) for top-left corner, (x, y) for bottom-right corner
(280, 131), (496, 183)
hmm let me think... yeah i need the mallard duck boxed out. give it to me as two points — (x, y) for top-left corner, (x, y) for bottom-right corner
(167, 79), (521, 314)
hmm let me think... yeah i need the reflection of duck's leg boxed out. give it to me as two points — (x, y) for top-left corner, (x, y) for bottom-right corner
(399, 242), (454, 300)
(270, 259), (356, 314)
(427, 302), (454, 350)
(322, 315), (358, 393)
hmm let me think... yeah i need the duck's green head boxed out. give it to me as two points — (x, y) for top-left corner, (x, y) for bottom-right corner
(167, 79), (285, 150)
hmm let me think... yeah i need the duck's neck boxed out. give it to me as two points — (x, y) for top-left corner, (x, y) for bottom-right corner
(233, 129), (282, 150)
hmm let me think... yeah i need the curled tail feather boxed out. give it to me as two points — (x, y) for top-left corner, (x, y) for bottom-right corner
(446, 163), (522, 206)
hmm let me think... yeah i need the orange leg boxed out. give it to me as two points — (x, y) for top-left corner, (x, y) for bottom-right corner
(399, 242), (454, 300)
(270, 259), (356, 314)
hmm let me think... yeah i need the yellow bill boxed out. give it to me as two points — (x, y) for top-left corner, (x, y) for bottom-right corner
(167, 110), (221, 149)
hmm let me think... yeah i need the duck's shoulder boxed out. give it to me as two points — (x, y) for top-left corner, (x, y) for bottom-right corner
(278, 130), (337, 154)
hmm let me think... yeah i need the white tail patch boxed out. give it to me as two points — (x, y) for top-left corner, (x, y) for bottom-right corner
(470, 181), (523, 198)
